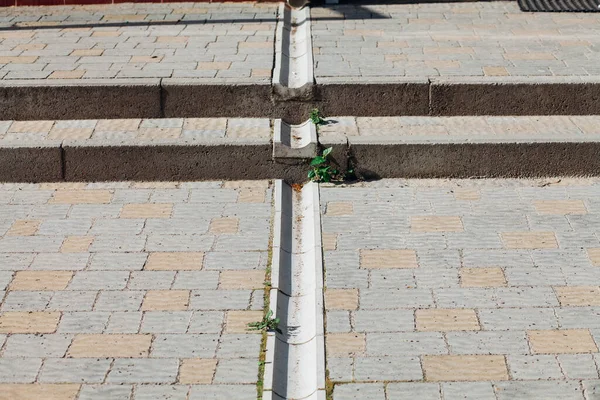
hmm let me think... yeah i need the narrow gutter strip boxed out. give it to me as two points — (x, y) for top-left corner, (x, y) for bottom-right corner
(264, 180), (326, 400)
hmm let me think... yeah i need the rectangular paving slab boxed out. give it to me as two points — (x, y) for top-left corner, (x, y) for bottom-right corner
(0, 180), (272, 400)
(321, 178), (600, 400)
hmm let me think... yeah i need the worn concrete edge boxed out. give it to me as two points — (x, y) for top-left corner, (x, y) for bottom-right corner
(273, 119), (318, 158)
(2, 77), (600, 120)
(264, 181), (326, 400)
(7, 137), (600, 181)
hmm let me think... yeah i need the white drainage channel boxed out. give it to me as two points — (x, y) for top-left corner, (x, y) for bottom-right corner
(263, 180), (326, 400)
(273, 3), (314, 95)
(273, 119), (318, 159)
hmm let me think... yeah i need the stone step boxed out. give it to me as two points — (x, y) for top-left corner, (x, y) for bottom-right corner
(1, 116), (600, 182)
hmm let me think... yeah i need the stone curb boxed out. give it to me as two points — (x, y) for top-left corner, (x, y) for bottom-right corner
(6, 135), (600, 182)
(1, 78), (600, 122)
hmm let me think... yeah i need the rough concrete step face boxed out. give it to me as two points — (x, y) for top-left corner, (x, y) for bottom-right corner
(2, 116), (600, 182)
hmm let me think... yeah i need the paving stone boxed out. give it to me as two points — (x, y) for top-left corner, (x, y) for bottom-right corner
(354, 356), (422, 381)
(133, 385), (189, 400)
(67, 334), (152, 358)
(333, 383), (385, 400)
(188, 385), (257, 400)
(0, 358), (42, 383)
(528, 329), (598, 354)
(386, 383), (440, 400)
(423, 355), (509, 382)
(507, 355), (563, 380)
(107, 359), (178, 384)
(38, 358), (112, 383)
(3, 334), (72, 358)
(493, 381), (584, 400)
(151, 334), (219, 358)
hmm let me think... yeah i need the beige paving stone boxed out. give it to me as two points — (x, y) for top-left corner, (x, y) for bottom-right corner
(460, 267), (506, 287)
(239, 41), (272, 49)
(326, 333), (365, 356)
(157, 36), (188, 43)
(588, 248), (600, 266)
(0, 56), (38, 63)
(71, 49), (103, 56)
(483, 66), (509, 76)
(137, 128), (181, 140)
(416, 309), (480, 331)
(197, 61), (231, 70)
(145, 252), (204, 271)
(238, 189), (266, 203)
(183, 118), (227, 130)
(528, 329), (598, 354)
(10, 271), (73, 291)
(179, 359), (218, 384)
(8, 120), (54, 133)
(0, 384), (80, 400)
(120, 203), (173, 218)
(50, 190), (113, 204)
(48, 71), (85, 80)
(209, 217), (239, 234)
(534, 200), (587, 214)
(501, 232), (558, 249)
(48, 127), (93, 140)
(39, 183), (87, 190)
(326, 202), (354, 216)
(132, 182), (179, 189)
(360, 249), (418, 269)
(411, 216), (464, 232)
(142, 290), (190, 311)
(0, 311), (60, 333)
(453, 189), (481, 200)
(60, 236), (94, 253)
(219, 270), (265, 289)
(92, 31), (120, 37)
(6, 219), (40, 236)
(15, 43), (46, 51)
(222, 180), (269, 189)
(325, 289), (359, 310)
(322, 233), (337, 251)
(252, 68), (271, 77)
(95, 119), (141, 131)
(555, 286), (600, 306)
(423, 355), (509, 381)
(225, 310), (263, 333)
(67, 334), (152, 357)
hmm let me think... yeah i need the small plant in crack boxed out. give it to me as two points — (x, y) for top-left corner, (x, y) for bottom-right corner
(308, 147), (341, 183)
(309, 108), (325, 127)
(248, 309), (281, 333)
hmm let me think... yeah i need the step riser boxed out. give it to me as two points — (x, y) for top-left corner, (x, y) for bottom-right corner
(6, 141), (600, 183)
(3, 80), (600, 122)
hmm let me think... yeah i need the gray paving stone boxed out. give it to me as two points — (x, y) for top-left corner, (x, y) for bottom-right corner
(0, 357), (42, 383)
(172, 271), (220, 290)
(151, 334), (219, 358)
(104, 312), (143, 334)
(446, 331), (530, 355)
(354, 356), (422, 381)
(30, 253), (89, 270)
(58, 312), (110, 333)
(190, 290), (251, 310)
(128, 271), (175, 290)
(141, 311), (192, 333)
(387, 383), (440, 400)
(442, 382), (496, 400)
(478, 308), (558, 331)
(508, 355), (563, 380)
(39, 358), (112, 383)
(1, 291), (52, 311)
(558, 354), (599, 380)
(107, 359), (179, 384)
(367, 332), (446, 356)
(48, 291), (98, 311)
(214, 358), (258, 384)
(217, 334), (261, 358)
(187, 311), (225, 334)
(333, 383), (385, 400)
(78, 385), (133, 400)
(89, 253), (147, 271)
(2, 334), (72, 358)
(188, 385), (256, 400)
(327, 358), (353, 381)
(69, 271), (130, 290)
(133, 385), (189, 400)
(493, 381), (584, 400)
(353, 310), (414, 332)
(327, 311), (351, 333)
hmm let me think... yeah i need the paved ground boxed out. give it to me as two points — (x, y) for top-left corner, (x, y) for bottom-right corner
(318, 116), (600, 140)
(322, 178), (600, 400)
(0, 118), (271, 142)
(312, 2), (600, 79)
(0, 3), (276, 80)
(0, 180), (272, 400)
